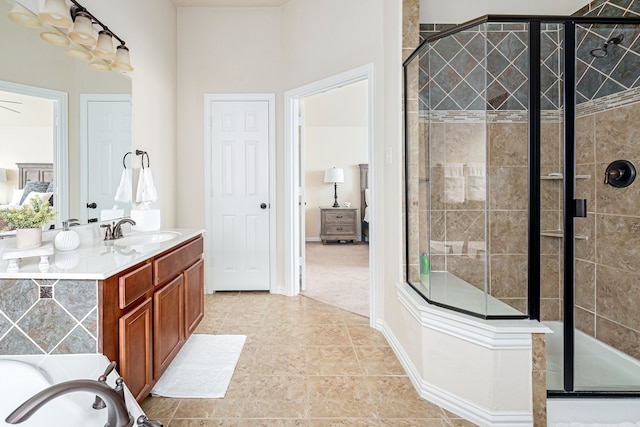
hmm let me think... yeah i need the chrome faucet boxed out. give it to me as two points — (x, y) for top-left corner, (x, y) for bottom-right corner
(112, 218), (136, 239)
(5, 379), (133, 427)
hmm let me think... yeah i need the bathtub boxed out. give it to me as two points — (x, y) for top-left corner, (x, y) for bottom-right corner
(544, 321), (640, 425)
(0, 354), (145, 427)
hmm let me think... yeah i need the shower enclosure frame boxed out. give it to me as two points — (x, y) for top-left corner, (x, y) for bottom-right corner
(403, 14), (640, 398)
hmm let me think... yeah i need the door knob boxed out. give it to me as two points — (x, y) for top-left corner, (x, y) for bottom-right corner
(87, 202), (97, 209)
(260, 203), (267, 209)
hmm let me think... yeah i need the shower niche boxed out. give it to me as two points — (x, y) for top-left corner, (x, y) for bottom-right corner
(404, 14), (640, 397)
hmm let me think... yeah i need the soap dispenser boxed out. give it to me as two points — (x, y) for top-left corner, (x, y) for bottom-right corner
(54, 219), (80, 251)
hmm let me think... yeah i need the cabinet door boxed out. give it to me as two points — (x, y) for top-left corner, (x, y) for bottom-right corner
(154, 275), (185, 378)
(119, 298), (153, 402)
(184, 259), (204, 339)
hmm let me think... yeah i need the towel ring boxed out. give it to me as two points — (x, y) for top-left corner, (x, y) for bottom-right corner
(135, 149), (150, 169)
(122, 152), (132, 169)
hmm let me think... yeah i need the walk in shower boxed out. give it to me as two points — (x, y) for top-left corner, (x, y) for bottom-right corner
(403, 13), (640, 396)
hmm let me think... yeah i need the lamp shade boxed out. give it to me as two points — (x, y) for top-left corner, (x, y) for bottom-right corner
(69, 11), (97, 48)
(7, 3), (42, 28)
(112, 45), (133, 72)
(88, 58), (112, 72)
(324, 167), (344, 184)
(37, 0), (72, 29)
(66, 45), (93, 61)
(93, 30), (115, 61)
(39, 30), (70, 46)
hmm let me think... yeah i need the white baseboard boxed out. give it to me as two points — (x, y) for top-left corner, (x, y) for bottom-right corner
(305, 237), (321, 242)
(380, 321), (534, 427)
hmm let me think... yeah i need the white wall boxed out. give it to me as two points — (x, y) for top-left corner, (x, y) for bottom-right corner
(80, 0), (178, 226)
(420, 0), (593, 23)
(176, 0), (387, 288)
(304, 80), (368, 240)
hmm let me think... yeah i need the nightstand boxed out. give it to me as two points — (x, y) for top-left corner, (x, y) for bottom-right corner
(319, 206), (359, 244)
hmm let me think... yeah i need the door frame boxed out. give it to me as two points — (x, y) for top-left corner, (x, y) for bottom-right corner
(204, 93), (276, 294)
(0, 80), (68, 228)
(284, 64), (377, 324)
(79, 93), (132, 224)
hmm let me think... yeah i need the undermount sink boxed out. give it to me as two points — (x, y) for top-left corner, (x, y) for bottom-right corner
(115, 231), (181, 246)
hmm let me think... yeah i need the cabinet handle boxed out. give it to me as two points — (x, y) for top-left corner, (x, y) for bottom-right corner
(336, 215), (343, 218)
(337, 228), (343, 231)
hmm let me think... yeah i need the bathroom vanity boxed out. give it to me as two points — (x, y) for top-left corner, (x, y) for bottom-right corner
(0, 226), (205, 403)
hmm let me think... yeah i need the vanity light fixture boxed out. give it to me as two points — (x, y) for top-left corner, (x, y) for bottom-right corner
(6, 2), (42, 28)
(37, 0), (72, 29)
(30, 0), (134, 72)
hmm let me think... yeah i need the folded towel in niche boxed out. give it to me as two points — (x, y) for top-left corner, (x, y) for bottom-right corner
(443, 163), (465, 204)
(465, 163), (486, 201)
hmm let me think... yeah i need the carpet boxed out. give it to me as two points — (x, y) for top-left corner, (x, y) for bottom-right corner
(150, 334), (246, 398)
(302, 242), (369, 317)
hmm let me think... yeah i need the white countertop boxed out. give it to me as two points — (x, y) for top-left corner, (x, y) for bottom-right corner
(0, 227), (204, 280)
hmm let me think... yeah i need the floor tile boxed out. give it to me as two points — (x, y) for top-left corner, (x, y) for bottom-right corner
(141, 292), (475, 426)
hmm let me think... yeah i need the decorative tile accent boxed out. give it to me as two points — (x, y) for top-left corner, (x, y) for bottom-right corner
(0, 279), (98, 355)
(39, 285), (53, 299)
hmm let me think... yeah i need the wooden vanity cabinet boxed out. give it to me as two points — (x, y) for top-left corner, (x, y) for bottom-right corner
(98, 235), (204, 403)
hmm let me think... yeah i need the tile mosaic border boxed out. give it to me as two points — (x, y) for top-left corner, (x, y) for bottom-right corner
(0, 278), (98, 355)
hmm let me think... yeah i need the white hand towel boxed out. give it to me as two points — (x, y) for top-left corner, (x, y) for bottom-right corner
(465, 162), (486, 202)
(443, 163), (465, 204)
(114, 168), (132, 203)
(136, 167), (158, 206)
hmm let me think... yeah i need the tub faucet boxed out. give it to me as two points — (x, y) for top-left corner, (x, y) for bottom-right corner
(5, 379), (133, 427)
(112, 218), (136, 239)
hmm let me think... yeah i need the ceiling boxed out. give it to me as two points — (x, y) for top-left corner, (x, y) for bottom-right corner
(171, 0), (290, 6)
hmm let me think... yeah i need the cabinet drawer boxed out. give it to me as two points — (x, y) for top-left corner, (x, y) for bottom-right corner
(154, 236), (203, 286)
(324, 210), (356, 223)
(119, 263), (153, 309)
(324, 224), (356, 235)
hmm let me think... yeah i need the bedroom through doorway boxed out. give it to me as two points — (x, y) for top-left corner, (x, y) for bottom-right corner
(299, 78), (370, 318)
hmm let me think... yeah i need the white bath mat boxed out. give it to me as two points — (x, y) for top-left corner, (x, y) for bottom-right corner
(150, 334), (246, 398)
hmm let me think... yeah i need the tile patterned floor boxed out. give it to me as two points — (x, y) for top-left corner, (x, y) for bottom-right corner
(142, 292), (476, 426)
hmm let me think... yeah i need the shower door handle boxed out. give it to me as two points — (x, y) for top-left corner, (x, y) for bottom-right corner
(574, 199), (587, 218)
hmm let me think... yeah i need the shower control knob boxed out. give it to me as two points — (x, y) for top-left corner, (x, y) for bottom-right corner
(604, 160), (636, 188)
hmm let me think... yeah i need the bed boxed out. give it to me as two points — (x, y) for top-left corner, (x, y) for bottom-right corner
(0, 163), (54, 231)
(359, 163), (369, 243)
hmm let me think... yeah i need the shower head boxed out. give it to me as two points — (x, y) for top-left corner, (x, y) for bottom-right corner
(590, 33), (625, 58)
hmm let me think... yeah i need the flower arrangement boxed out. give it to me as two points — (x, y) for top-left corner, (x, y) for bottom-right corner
(0, 197), (57, 230)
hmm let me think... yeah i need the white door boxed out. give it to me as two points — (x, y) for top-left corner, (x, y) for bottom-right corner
(84, 98), (132, 223)
(211, 100), (270, 291)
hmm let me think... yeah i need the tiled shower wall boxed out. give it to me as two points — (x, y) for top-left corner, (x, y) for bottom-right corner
(574, 96), (640, 360)
(417, 0), (640, 355)
(0, 278), (98, 354)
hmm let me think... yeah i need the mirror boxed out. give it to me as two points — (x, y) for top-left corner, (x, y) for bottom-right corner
(0, 0), (132, 227)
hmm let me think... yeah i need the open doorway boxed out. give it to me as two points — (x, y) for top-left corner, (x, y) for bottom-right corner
(301, 81), (369, 317)
(284, 64), (376, 325)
